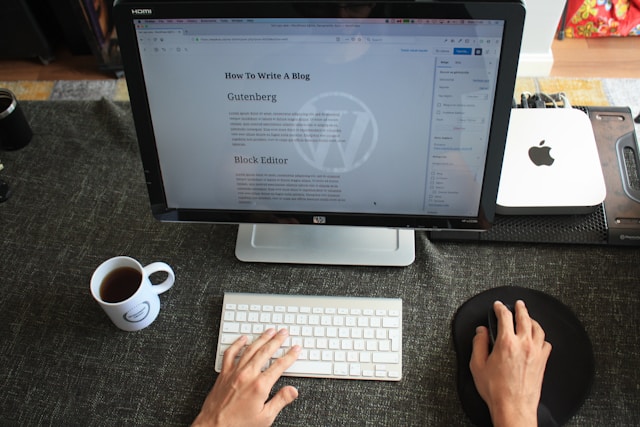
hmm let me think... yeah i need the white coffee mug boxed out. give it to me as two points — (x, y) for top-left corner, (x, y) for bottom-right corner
(90, 256), (175, 331)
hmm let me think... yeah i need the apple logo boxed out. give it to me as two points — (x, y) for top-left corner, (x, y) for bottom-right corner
(528, 140), (555, 166)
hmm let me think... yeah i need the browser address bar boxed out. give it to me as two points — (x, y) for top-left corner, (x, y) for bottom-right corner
(192, 35), (425, 44)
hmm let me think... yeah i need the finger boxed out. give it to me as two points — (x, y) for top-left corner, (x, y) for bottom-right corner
(494, 300), (515, 338)
(530, 317), (545, 341)
(263, 385), (299, 424)
(514, 300), (533, 336)
(542, 340), (553, 360)
(469, 326), (489, 373)
(530, 318), (552, 357)
(245, 329), (290, 372)
(221, 335), (248, 372)
(264, 344), (301, 383)
(240, 328), (277, 363)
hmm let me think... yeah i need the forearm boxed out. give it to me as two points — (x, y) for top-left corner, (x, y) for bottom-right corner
(490, 404), (537, 427)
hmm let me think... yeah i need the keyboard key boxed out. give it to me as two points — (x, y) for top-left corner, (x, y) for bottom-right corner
(350, 363), (361, 376)
(373, 352), (399, 364)
(383, 317), (400, 328)
(285, 361), (333, 375)
(334, 363), (348, 376)
(221, 334), (240, 344)
(222, 322), (240, 333)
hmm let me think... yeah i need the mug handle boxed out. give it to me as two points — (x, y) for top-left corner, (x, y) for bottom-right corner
(143, 262), (175, 294)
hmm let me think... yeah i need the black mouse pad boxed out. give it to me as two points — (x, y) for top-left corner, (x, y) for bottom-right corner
(452, 286), (594, 427)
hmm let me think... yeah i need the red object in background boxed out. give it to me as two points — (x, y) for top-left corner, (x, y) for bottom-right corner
(563, 0), (640, 37)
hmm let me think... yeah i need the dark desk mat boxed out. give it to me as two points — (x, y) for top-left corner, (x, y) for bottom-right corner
(0, 101), (638, 426)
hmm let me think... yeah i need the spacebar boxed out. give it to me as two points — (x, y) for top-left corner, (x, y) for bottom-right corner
(284, 361), (333, 375)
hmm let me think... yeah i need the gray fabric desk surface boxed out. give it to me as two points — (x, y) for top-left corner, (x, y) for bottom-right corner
(1, 101), (638, 426)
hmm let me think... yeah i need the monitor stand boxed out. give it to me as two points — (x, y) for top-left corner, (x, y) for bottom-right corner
(235, 224), (415, 266)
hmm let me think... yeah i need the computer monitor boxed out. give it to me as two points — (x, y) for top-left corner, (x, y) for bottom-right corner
(113, 0), (525, 266)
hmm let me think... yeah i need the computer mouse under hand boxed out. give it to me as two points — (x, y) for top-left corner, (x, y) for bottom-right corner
(487, 301), (515, 350)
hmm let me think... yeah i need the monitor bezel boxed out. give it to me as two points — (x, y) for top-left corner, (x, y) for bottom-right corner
(114, 0), (525, 231)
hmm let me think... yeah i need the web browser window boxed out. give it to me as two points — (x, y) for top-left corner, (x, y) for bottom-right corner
(134, 18), (504, 217)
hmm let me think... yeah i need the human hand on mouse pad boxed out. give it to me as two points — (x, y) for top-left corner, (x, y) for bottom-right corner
(470, 300), (552, 427)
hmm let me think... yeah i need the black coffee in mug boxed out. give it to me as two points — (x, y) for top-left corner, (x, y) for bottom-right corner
(100, 267), (142, 303)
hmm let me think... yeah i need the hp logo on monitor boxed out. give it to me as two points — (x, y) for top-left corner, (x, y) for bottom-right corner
(313, 216), (327, 224)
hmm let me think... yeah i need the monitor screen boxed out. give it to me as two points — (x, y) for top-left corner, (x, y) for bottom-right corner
(114, 0), (525, 265)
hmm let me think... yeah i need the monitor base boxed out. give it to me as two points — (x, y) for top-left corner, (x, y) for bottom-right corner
(235, 224), (415, 266)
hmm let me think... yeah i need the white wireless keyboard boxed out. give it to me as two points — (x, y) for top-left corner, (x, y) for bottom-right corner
(215, 292), (402, 381)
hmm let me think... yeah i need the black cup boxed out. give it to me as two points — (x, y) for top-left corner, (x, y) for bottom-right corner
(0, 89), (33, 151)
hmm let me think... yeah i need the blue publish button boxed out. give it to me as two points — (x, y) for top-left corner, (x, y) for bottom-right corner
(453, 48), (472, 55)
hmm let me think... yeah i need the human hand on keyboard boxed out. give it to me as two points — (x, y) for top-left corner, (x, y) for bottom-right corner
(192, 328), (301, 427)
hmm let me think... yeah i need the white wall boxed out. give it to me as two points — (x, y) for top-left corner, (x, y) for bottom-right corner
(518, 0), (567, 76)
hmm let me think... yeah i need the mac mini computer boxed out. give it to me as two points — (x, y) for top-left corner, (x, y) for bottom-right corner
(496, 108), (606, 215)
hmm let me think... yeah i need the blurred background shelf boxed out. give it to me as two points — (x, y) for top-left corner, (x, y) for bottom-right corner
(0, 0), (639, 81)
